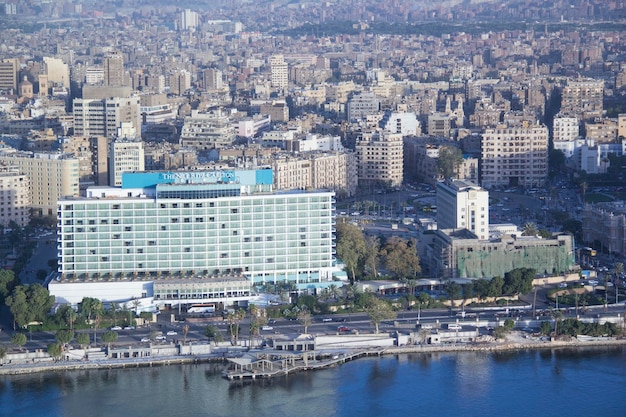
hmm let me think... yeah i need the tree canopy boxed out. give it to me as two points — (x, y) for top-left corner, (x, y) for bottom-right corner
(436, 146), (464, 180)
(381, 237), (421, 279)
(5, 284), (54, 329)
(336, 222), (367, 283)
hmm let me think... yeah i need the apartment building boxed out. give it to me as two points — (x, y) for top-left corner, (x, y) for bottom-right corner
(73, 96), (141, 139)
(355, 131), (403, 187)
(0, 151), (79, 216)
(560, 79), (604, 120)
(0, 167), (30, 227)
(582, 203), (626, 256)
(481, 122), (549, 189)
(269, 55), (288, 89)
(179, 110), (237, 150)
(0, 58), (18, 93)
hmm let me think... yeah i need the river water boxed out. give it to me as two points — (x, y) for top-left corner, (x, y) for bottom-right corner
(2, 346), (625, 417)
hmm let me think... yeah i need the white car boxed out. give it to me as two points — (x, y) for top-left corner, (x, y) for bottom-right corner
(110, 326), (122, 331)
(261, 325), (273, 331)
(140, 337), (150, 342)
(124, 326), (135, 330)
(155, 335), (167, 341)
(166, 330), (178, 336)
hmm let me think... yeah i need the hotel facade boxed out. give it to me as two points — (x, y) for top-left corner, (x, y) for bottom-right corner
(52, 169), (339, 306)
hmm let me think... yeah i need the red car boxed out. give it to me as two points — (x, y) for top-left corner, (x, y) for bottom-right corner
(337, 326), (350, 332)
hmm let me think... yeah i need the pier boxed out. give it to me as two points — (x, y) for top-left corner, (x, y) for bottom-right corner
(222, 349), (384, 381)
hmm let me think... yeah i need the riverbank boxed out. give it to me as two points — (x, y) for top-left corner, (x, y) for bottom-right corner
(2, 333), (625, 377)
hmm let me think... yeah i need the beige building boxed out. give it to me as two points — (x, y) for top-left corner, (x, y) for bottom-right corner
(179, 110), (237, 150)
(481, 122), (548, 189)
(0, 151), (79, 217)
(355, 131), (403, 187)
(103, 51), (126, 87)
(561, 79), (604, 120)
(0, 167), (30, 227)
(585, 118), (618, 143)
(272, 151), (358, 197)
(269, 55), (289, 89)
(43, 57), (70, 89)
(436, 180), (489, 241)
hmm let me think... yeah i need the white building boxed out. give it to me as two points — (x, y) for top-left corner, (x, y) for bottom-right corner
(73, 96), (142, 139)
(379, 110), (421, 136)
(52, 169), (339, 306)
(109, 139), (145, 187)
(436, 180), (490, 241)
(180, 9), (199, 31)
(269, 55), (289, 89)
(0, 167), (30, 227)
(347, 92), (380, 121)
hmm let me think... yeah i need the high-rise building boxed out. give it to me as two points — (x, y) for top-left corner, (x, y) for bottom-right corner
(180, 9), (199, 31)
(481, 122), (548, 189)
(355, 131), (403, 187)
(0, 167), (30, 227)
(73, 96), (141, 139)
(109, 139), (145, 187)
(43, 57), (70, 88)
(52, 169), (337, 305)
(0, 58), (19, 93)
(0, 152), (79, 217)
(436, 180), (489, 241)
(553, 115), (580, 160)
(203, 68), (223, 90)
(103, 51), (125, 87)
(269, 55), (288, 89)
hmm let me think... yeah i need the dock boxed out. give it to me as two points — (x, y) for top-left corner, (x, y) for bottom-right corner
(222, 348), (384, 382)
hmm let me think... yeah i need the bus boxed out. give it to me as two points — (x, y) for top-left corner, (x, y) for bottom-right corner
(187, 303), (216, 314)
(582, 247), (597, 257)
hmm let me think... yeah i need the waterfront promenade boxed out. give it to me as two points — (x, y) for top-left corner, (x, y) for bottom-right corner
(2, 332), (625, 377)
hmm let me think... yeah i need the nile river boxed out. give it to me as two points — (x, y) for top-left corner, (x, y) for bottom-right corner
(2, 346), (626, 417)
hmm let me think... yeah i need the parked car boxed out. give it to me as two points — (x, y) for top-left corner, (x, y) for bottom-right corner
(261, 325), (273, 331)
(155, 335), (167, 341)
(166, 330), (178, 336)
(124, 326), (135, 330)
(110, 326), (122, 331)
(337, 326), (350, 332)
(140, 337), (150, 342)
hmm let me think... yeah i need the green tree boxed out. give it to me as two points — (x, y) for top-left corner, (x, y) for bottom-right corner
(101, 330), (119, 354)
(57, 305), (77, 331)
(540, 321), (552, 336)
(381, 237), (421, 279)
(522, 222), (539, 236)
(0, 344), (7, 365)
(336, 222), (367, 283)
(55, 330), (74, 348)
(6, 284), (54, 329)
(79, 297), (103, 344)
(503, 268), (535, 295)
(47, 342), (63, 361)
(503, 318), (515, 330)
(363, 235), (380, 278)
(204, 325), (222, 345)
(436, 146), (464, 179)
(365, 298), (396, 333)
(0, 269), (16, 302)
(76, 332), (90, 349)
(493, 326), (508, 339)
(443, 281), (462, 301)
(11, 333), (27, 350)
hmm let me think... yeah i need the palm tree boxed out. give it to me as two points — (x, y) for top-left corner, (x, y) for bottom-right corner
(522, 222), (539, 236)
(182, 324), (189, 345)
(614, 262), (624, 304)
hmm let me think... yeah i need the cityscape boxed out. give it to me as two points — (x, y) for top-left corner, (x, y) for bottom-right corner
(1, 1), (626, 414)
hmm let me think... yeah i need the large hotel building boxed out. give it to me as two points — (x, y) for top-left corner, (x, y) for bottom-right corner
(51, 169), (339, 307)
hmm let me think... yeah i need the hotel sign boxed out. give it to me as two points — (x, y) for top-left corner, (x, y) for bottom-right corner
(160, 171), (236, 183)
